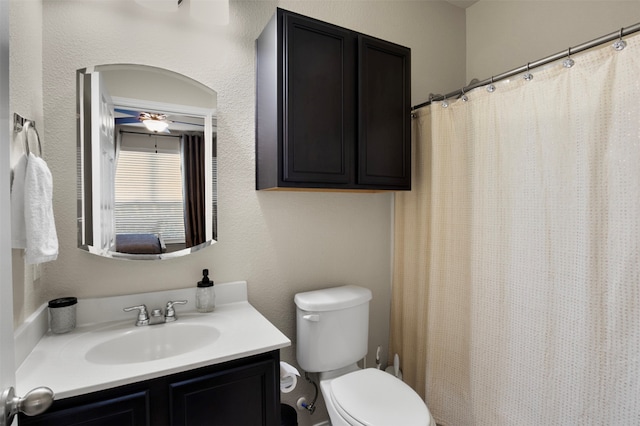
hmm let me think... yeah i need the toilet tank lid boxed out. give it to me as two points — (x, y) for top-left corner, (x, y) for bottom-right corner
(295, 285), (372, 312)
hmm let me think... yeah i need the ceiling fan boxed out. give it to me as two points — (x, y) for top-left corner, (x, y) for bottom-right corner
(114, 108), (205, 133)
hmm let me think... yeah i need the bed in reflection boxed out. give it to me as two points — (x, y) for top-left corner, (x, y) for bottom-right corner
(115, 233), (167, 254)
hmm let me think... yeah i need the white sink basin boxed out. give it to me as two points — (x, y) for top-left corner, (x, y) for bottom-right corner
(85, 322), (220, 365)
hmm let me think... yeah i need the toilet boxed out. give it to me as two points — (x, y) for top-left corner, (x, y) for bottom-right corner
(295, 285), (436, 426)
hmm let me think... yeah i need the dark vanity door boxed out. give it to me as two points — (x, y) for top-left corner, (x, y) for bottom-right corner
(282, 12), (357, 186)
(18, 390), (151, 426)
(357, 35), (411, 189)
(169, 357), (279, 426)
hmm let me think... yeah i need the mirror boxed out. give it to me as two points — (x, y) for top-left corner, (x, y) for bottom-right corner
(77, 64), (217, 260)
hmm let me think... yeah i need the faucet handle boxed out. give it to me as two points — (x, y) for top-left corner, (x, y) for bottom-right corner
(165, 300), (187, 322)
(123, 304), (150, 326)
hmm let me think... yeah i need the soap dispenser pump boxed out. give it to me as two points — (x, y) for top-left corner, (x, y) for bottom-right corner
(196, 269), (215, 313)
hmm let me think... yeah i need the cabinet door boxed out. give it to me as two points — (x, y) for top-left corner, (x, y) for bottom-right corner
(282, 11), (356, 186)
(169, 358), (279, 426)
(18, 390), (150, 426)
(358, 35), (411, 189)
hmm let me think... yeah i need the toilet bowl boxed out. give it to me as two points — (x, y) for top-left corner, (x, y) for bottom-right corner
(295, 285), (436, 426)
(321, 368), (436, 426)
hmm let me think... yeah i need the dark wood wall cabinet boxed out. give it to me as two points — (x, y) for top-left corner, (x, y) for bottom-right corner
(19, 351), (280, 426)
(256, 8), (411, 191)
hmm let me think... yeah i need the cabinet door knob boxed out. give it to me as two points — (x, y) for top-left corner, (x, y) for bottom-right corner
(1, 386), (55, 425)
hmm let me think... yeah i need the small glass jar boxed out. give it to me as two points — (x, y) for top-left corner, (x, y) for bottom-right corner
(196, 269), (215, 312)
(196, 286), (215, 313)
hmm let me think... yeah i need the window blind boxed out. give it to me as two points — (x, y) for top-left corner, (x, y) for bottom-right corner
(115, 139), (185, 243)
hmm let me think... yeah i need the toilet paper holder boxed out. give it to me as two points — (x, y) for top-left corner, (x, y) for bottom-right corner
(280, 362), (300, 393)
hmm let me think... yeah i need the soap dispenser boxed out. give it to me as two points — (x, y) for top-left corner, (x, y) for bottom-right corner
(196, 269), (215, 313)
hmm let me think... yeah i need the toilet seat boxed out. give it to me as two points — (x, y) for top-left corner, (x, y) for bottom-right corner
(329, 368), (432, 426)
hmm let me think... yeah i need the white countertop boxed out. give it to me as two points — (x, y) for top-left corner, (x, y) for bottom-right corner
(16, 282), (291, 399)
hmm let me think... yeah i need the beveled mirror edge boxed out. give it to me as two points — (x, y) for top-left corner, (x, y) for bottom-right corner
(80, 239), (215, 260)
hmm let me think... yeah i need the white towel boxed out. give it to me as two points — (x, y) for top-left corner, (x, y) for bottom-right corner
(11, 154), (28, 249)
(24, 153), (59, 264)
(10, 122), (29, 249)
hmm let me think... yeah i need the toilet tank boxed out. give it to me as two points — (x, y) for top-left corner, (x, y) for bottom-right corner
(295, 285), (372, 373)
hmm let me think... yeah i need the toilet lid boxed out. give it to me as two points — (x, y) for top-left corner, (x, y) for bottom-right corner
(330, 368), (432, 426)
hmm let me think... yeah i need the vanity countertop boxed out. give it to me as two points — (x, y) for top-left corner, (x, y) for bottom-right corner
(15, 281), (291, 399)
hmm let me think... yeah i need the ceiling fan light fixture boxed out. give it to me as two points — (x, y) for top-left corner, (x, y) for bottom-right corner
(142, 118), (170, 133)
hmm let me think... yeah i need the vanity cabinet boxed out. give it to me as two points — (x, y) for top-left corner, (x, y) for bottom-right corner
(256, 8), (411, 191)
(19, 351), (280, 426)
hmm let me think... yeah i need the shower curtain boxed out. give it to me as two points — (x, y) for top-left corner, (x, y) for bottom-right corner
(391, 34), (640, 425)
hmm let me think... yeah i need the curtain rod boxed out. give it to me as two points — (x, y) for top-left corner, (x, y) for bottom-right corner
(412, 22), (640, 111)
(119, 130), (181, 138)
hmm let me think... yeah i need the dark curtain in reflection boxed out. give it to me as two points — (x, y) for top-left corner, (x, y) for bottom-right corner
(181, 133), (206, 247)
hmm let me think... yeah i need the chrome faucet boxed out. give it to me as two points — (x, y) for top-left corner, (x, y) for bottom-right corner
(123, 300), (188, 326)
(123, 304), (150, 326)
(164, 300), (187, 322)
(149, 307), (165, 325)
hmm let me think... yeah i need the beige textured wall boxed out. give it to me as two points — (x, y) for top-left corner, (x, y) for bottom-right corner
(466, 1), (640, 83)
(10, 0), (44, 326)
(10, 1), (466, 424)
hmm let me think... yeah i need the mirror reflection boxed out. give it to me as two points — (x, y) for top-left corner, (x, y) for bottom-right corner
(77, 64), (217, 260)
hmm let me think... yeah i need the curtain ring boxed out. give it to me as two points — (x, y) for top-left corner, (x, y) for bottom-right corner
(563, 47), (575, 68)
(487, 76), (496, 93)
(613, 27), (627, 51)
(460, 87), (469, 102)
(523, 62), (533, 81)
